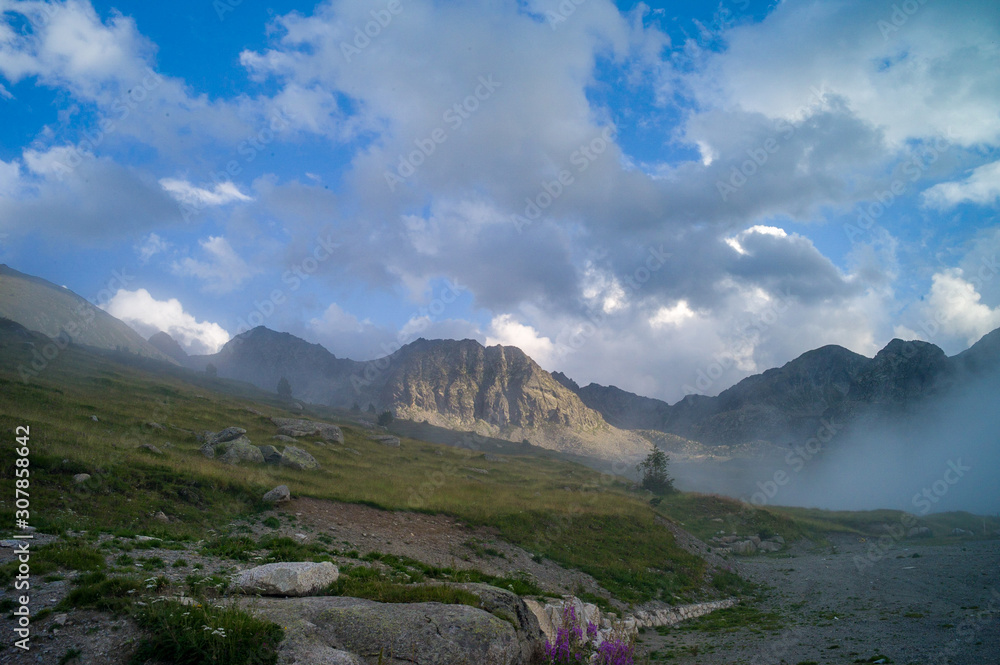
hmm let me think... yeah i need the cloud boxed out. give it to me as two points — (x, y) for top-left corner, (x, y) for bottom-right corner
(171, 236), (255, 295)
(485, 314), (557, 367)
(101, 288), (230, 354)
(135, 232), (170, 264)
(0, 158), (19, 197)
(899, 269), (1000, 347)
(922, 160), (1000, 209)
(159, 178), (253, 208)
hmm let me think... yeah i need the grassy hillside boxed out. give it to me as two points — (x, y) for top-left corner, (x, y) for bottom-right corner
(0, 321), (710, 605)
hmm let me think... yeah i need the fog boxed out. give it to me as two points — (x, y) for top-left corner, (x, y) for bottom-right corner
(672, 373), (1000, 516)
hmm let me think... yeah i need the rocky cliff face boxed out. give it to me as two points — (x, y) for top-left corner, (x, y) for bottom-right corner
(194, 330), (647, 461)
(148, 331), (190, 365)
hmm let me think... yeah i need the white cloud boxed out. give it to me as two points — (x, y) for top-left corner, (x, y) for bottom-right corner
(921, 269), (1000, 346)
(135, 232), (170, 263)
(0, 158), (19, 197)
(650, 300), (696, 328)
(159, 178), (253, 207)
(725, 225), (788, 256)
(922, 160), (1000, 210)
(101, 288), (230, 355)
(485, 314), (557, 367)
(171, 236), (254, 295)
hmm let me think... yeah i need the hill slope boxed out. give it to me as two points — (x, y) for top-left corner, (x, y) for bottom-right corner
(0, 264), (175, 364)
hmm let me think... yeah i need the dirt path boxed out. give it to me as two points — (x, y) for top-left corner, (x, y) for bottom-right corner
(638, 534), (1000, 664)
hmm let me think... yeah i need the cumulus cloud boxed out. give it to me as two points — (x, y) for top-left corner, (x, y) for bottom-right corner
(897, 269), (1000, 348)
(135, 232), (170, 264)
(922, 160), (1000, 210)
(171, 236), (255, 295)
(101, 288), (230, 354)
(486, 314), (558, 368)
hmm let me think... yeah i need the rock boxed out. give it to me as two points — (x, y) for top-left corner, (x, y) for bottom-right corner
(245, 596), (526, 665)
(951, 528), (972, 536)
(154, 511), (169, 523)
(771, 535), (785, 544)
(370, 435), (400, 447)
(73, 473), (91, 484)
(209, 427), (247, 445)
(199, 442), (216, 458)
(271, 418), (344, 443)
(280, 446), (320, 470)
(135, 536), (160, 543)
(758, 541), (782, 553)
(732, 540), (757, 555)
(263, 485), (291, 504)
(140, 443), (163, 455)
(451, 583), (544, 663)
(464, 467), (489, 475)
(144, 421), (166, 430)
(908, 526), (932, 539)
(259, 445), (283, 464)
(484, 453), (506, 462)
(287, 645), (364, 665)
(218, 437), (265, 465)
(90, 415), (99, 422)
(272, 434), (298, 443)
(234, 562), (339, 597)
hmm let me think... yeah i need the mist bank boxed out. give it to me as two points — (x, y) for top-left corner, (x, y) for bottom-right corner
(670, 372), (1000, 516)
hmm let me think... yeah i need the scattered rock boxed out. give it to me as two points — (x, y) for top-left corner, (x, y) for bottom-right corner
(209, 427), (248, 445)
(271, 418), (344, 443)
(73, 473), (91, 484)
(369, 435), (400, 448)
(280, 446), (320, 471)
(246, 596), (525, 665)
(139, 443), (163, 455)
(263, 485), (291, 504)
(218, 437), (265, 465)
(90, 415), (99, 422)
(153, 511), (169, 523)
(259, 445), (283, 464)
(234, 561), (339, 597)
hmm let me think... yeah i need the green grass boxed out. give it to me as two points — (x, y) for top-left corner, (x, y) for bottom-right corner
(129, 600), (283, 665)
(669, 602), (784, 634)
(327, 565), (482, 606)
(0, 539), (105, 586)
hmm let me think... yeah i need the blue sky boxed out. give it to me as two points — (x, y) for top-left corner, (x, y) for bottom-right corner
(1, 0), (999, 402)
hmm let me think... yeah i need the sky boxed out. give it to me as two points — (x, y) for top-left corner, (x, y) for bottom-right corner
(1, 0), (999, 403)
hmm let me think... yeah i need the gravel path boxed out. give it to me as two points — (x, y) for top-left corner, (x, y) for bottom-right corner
(638, 533), (1000, 664)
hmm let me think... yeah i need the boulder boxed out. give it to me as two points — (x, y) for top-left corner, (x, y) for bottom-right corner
(732, 540), (757, 555)
(263, 485), (291, 504)
(140, 443), (163, 455)
(259, 445), (283, 464)
(218, 436), (265, 465)
(271, 418), (344, 443)
(234, 562), (339, 597)
(908, 526), (932, 539)
(280, 446), (320, 470)
(244, 596), (526, 665)
(209, 427), (247, 445)
(199, 442), (216, 458)
(272, 434), (298, 443)
(73, 473), (91, 484)
(451, 583), (544, 663)
(758, 541), (782, 553)
(370, 435), (400, 448)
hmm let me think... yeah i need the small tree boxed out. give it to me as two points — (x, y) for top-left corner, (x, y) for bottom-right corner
(205, 363), (217, 378)
(277, 376), (292, 399)
(377, 410), (394, 427)
(637, 448), (675, 495)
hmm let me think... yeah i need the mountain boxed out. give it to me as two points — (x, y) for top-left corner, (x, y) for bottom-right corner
(195, 328), (650, 461)
(563, 333), (1000, 447)
(148, 331), (190, 365)
(0, 264), (175, 364)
